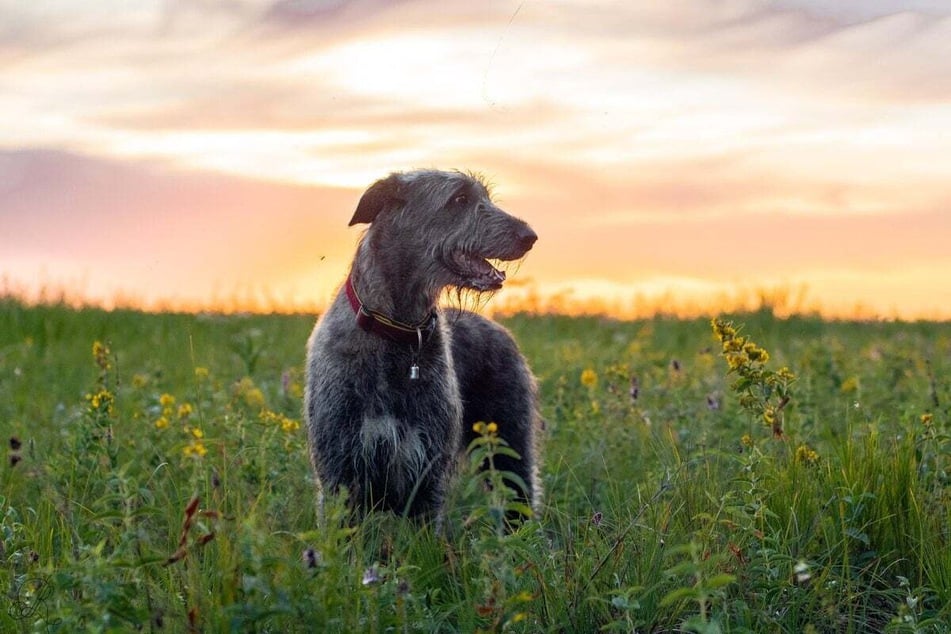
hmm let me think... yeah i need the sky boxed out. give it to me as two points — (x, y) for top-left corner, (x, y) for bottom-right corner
(2, 0), (950, 319)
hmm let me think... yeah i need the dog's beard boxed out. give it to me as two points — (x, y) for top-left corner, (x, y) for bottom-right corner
(443, 286), (494, 314)
(439, 258), (523, 313)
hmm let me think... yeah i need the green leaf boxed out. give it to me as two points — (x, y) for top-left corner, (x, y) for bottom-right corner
(665, 561), (699, 577)
(732, 377), (753, 392)
(704, 573), (736, 590)
(500, 471), (530, 495)
(683, 616), (722, 634)
(504, 502), (535, 519)
(493, 445), (524, 460)
(659, 586), (698, 607)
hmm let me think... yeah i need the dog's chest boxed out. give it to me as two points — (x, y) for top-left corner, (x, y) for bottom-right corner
(363, 354), (461, 426)
(356, 360), (462, 479)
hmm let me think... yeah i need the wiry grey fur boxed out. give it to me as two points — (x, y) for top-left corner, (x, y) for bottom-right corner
(305, 169), (542, 521)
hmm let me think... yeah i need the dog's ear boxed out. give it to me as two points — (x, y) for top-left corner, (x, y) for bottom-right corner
(349, 175), (403, 226)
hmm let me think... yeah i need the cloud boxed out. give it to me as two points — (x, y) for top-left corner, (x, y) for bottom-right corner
(261, 0), (419, 28)
(5, 0), (950, 183)
(773, 0), (950, 23)
(773, 13), (951, 102)
(533, 1), (951, 103)
(0, 149), (360, 308)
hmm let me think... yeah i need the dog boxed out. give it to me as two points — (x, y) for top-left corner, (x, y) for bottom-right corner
(304, 170), (541, 521)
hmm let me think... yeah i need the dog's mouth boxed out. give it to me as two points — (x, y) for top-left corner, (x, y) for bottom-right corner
(446, 253), (509, 291)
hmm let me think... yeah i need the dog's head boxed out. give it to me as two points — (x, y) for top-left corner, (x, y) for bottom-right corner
(349, 170), (536, 293)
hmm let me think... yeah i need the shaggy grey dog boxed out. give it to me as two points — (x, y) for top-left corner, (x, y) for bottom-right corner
(304, 170), (541, 521)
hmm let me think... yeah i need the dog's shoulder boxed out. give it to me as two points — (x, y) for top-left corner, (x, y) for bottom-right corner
(442, 308), (514, 343)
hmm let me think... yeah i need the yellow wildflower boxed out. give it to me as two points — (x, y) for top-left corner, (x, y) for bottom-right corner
(723, 337), (746, 353)
(159, 393), (176, 408)
(260, 408), (300, 433)
(840, 376), (859, 394)
(178, 403), (193, 419)
(762, 406), (776, 425)
(711, 319), (736, 341)
(194, 366), (210, 381)
(246, 387), (265, 408)
(132, 373), (149, 389)
(472, 421), (486, 434)
(155, 416), (169, 430)
(795, 444), (819, 465)
(740, 433), (753, 448)
(183, 441), (207, 458)
(726, 353), (745, 371)
(580, 368), (598, 388)
(191, 427), (204, 439)
(235, 377), (266, 409)
(92, 341), (111, 370)
(486, 422), (498, 434)
(513, 591), (533, 603)
(85, 388), (115, 416)
(921, 413), (934, 426)
(743, 342), (769, 363)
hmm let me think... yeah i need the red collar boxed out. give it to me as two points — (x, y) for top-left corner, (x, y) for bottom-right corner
(345, 274), (438, 347)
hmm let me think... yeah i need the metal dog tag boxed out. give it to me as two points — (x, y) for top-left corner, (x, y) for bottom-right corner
(409, 327), (423, 380)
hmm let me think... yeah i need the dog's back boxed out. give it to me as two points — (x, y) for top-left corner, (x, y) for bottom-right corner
(447, 309), (542, 509)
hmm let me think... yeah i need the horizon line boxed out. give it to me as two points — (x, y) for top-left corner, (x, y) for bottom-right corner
(2, 282), (948, 323)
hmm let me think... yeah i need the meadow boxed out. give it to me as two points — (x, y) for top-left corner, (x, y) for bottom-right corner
(1, 297), (950, 633)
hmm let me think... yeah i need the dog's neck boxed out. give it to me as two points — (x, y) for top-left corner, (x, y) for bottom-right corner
(348, 245), (440, 326)
(344, 273), (437, 346)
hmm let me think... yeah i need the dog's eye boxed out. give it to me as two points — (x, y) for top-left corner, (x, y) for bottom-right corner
(452, 193), (468, 206)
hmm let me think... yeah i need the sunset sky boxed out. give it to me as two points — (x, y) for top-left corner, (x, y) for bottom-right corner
(2, 0), (950, 319)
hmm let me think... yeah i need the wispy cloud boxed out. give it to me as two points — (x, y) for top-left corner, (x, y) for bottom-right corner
(0, 149), (357, 308)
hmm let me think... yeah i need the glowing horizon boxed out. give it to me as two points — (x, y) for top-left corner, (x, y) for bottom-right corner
(2, 1), (950, 321)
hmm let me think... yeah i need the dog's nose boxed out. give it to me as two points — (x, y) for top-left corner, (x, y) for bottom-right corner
(517, 226), (538, 251)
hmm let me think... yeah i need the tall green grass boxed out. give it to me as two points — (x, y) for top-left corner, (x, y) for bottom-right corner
(1, 298), (949, 632)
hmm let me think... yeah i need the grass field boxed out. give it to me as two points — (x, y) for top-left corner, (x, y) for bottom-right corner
(1, 298), (950, 633)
